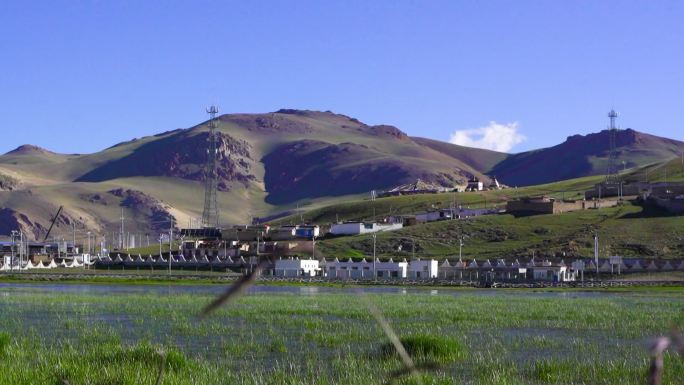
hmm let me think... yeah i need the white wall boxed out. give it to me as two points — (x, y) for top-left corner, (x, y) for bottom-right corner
(330, 223), (403, 235)
(408, 259), (439, 278)
(326, 260), (407, 278)
(274, 258), (319, 277)
(330, 223), (364, 235)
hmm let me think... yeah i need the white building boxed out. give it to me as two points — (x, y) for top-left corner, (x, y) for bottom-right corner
(325, 258), (373, 279)
(329, 222), (403, 236)
(530, 264), (576, 282)
(325, 257), (408, 279)
(415, 209), (455, 223)
(467, 178), (484, 191)
(408, 259), (439, 279)
(274, 257), (320, 277)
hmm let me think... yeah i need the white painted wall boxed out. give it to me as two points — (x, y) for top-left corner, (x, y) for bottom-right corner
(408, 259), (439, 278)
(274, 258), (320, 277)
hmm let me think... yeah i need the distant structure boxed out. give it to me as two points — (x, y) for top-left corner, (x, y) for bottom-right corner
(201, 106), (220, 228)
(605, 109), (620, 184)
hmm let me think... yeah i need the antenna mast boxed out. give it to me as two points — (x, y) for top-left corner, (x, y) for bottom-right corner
(201, 106), (220, 228)
(605, 109), (620, 184)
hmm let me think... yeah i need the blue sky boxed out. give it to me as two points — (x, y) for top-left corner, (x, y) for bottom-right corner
(1, 1), (682, 154)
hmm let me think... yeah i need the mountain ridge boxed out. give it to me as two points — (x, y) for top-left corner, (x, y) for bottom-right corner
(1, 109), (682, 239)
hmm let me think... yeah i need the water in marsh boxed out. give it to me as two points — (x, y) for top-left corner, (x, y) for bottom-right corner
(1, 282), (682, 384)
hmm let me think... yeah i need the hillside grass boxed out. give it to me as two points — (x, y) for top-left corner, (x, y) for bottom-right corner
(317, 201), (684, 260)
(273, 175), (603, 226)
(623, 156), (684, 183)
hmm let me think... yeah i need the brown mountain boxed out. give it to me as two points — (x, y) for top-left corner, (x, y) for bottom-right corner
(1, 109), (682, 240)
(489, 129), (684, 186)
(0, 110), (490, 238)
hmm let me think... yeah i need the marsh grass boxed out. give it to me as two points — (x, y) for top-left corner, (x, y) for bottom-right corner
(0, 331), (10, 357)
(377, 334), (466, 363)
(0, 284), (683, 384)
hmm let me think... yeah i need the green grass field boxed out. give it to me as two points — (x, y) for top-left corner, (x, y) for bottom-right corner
(0, 283), (682, 384)
(316, 200), (684, 259)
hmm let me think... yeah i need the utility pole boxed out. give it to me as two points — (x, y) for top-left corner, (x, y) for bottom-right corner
(168, 234), (172, 275)
(19, 230), (24, 270)
(86, 231), (91, 269)
(120, 208), (125, 250)
(594, 232), (600, 279)
(254, 233), (260, 275)
(72, 223), (76, 256)
(459, 235), (464, 261)
(372, 233), (377, 279)
(312, 235), (316, 259)
(169, 219), (174, 259)
(10, 230), (17, 271)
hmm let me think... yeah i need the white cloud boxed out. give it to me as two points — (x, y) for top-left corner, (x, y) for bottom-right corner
(449, 121), (525, 153)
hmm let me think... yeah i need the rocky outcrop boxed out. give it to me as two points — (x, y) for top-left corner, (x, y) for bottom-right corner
(0, 208), (47, 239)
(77, 131), (257, 191)
(0, 173), (19, 191)
(222, 112), (315, 135)
(108, 189), (176, 231)
(262, 140), (472, 204)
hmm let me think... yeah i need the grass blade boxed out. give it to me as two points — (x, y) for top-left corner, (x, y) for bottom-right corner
(357, 289), (422, 385)
(200, 258), (269, 318)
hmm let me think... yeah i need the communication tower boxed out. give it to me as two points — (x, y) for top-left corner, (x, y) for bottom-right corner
(201, 106), (220, 228)
(605, 109), (620, 184)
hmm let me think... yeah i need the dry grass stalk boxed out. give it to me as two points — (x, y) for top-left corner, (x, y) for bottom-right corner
(357, 290), (424, 385)
(154, 349), (166, 385)
(200, 258), (270, 318)
(647, 330), (683, 385)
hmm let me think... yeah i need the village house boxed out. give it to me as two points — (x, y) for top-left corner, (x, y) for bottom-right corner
(417, 207), (500, 223)
(528, 260), (576, 282)
(329, 222), (403, 236)
(226, 225), (270, 242)
(415, 209), (454, 223)
(274, 257), (320, 277)
(407, 259), (439, 279)
(324, 257), (408, 279)
(466, 178), (484, 191)
(269, 226), (298, 241)
(506, 196), (619, 216)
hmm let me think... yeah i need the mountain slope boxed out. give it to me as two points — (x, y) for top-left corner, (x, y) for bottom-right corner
(411, 137), (509, 173)
(0, 110), (490, 239)
(490, 129), (684, 186)
(2, 109), (683, 241)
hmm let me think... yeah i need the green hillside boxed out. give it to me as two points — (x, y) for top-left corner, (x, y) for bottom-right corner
(281, 170), (683, 260)
(622, 156), (684, 183)
(316, 201), (684, 260)
(273, 175), (603, 225)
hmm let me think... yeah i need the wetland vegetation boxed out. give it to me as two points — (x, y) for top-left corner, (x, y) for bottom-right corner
(0, 283), (682, 384)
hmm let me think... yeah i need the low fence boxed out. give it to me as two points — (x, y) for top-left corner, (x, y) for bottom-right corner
(2, 271), (681, 288)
